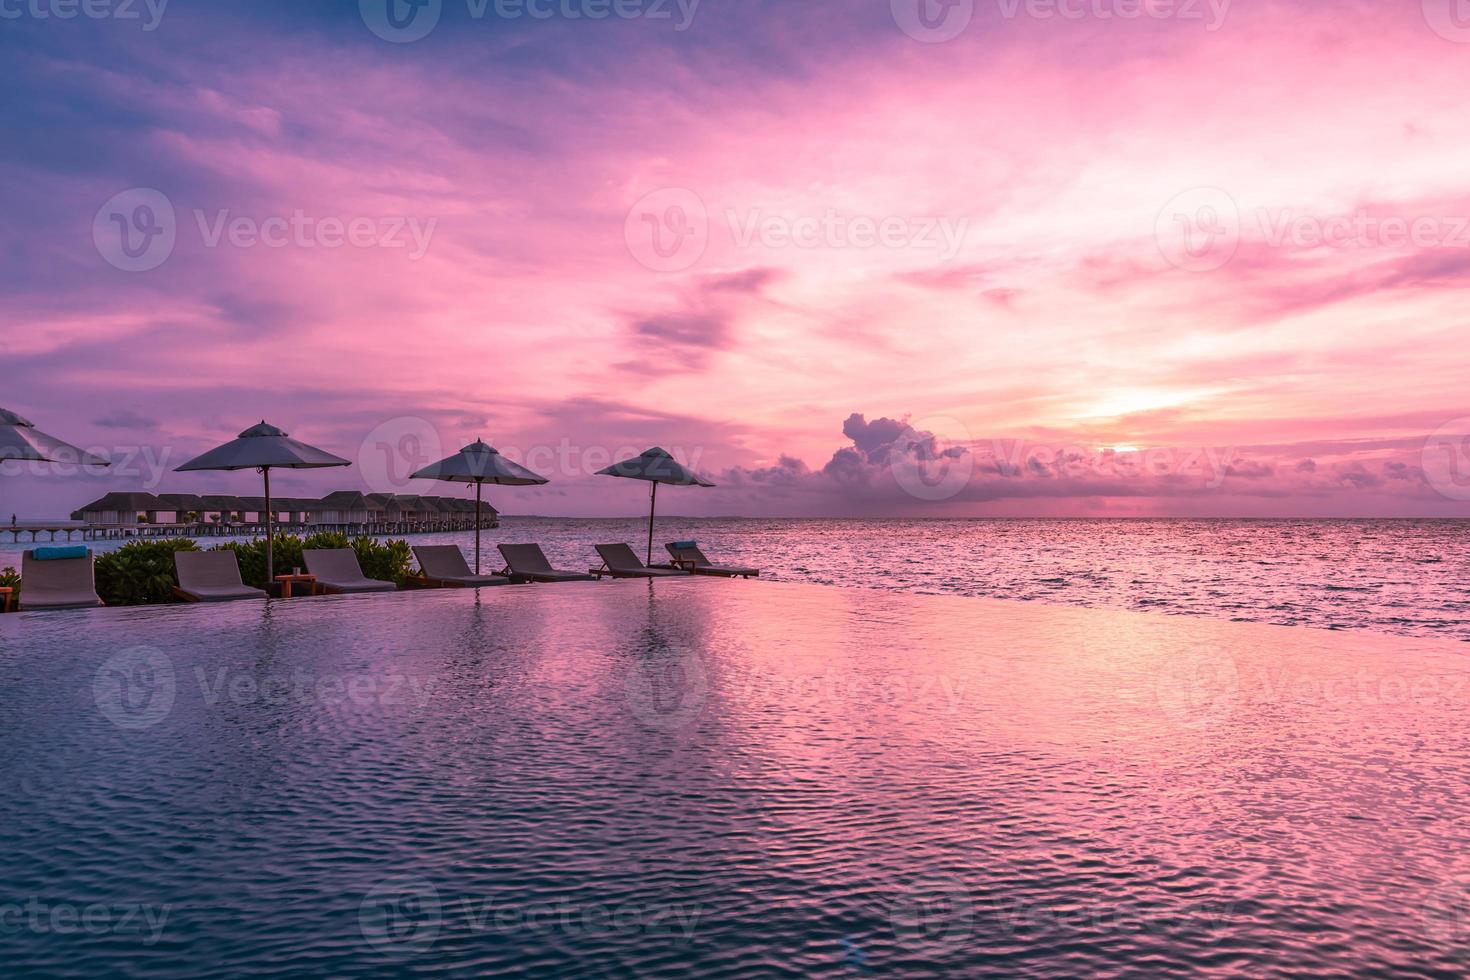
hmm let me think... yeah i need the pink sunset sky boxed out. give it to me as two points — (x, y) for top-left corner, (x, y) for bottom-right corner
(3, 0), (1470, 518)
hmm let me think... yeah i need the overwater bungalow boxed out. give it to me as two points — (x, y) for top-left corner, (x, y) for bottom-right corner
(315, 491), (384, 530)
(154, 493), (206, 525)
(70, 492), (163, 526)
(396, 494), (429, 521)
(52, 488), (494, 540)
(276, 498), (320, 525)
(236, 496), (270, 524)
(366, 492), (412, 526)
(199, 495), (251, 525)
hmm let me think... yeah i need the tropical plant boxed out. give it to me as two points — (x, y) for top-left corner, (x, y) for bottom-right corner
(354, 536), (413, 585)
(211, 537), (289, 588)
(212, 533), (412, 589)
(306, 531), (353, 551)
(94, 538), (201, 606)
(0, 565), (19, 609)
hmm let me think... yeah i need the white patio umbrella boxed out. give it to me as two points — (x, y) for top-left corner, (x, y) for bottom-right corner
(0, 407), (110, 525)
(411, 440), (548, 573)
(175, 422), (350, 583)
(596, 447), (713, 565)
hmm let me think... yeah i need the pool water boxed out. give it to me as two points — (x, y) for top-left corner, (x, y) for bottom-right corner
(2, 579), (1469, 977)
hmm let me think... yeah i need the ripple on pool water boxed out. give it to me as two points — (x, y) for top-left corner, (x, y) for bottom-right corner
(1, 579), (1469, 977)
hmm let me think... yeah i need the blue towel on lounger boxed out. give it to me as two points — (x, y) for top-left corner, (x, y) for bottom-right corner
(670, 540), (697, 550)
(32, 546), (88, 561)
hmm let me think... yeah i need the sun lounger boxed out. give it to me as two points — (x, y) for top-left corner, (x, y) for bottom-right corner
(665, 541), (760, 578)
(411, 545), (510, 588)
(303, 548), (397, 594)
(173, 550), (267, 602)
(590, 543), (691, 579)
(19, 547), (103, 610)
(498, 543), (594, 583)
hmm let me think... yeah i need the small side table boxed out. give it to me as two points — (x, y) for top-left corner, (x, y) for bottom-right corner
(669, 559), (699, 572)
(274, 574), (317, 599)
(0, 587), (12, 613)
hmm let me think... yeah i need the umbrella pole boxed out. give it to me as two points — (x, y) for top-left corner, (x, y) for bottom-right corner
(474, 481), (482, 574)
(263, 467), (274, 585)
(647, 481), (657, 566)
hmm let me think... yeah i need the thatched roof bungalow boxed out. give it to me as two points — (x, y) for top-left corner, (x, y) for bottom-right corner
(154, 493), (206, 524)
(276, 498), (320, 523)
(198, 495), (251, 522)
(66, 488), (490, 531)
(70, 492), (163, 525)
(316, 491), (383, 526)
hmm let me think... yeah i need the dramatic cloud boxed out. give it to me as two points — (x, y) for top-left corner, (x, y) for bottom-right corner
(706, 413), (1459, 518)
(841, 414), (911, 464)
(1, 2), (1468, 517)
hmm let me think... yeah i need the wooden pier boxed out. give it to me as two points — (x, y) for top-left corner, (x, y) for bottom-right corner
(0, 515), (498, 545)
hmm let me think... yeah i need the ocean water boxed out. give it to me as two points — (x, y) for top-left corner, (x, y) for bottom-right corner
(4, 518), (1468, 641)
(3, 580), (1470, 977)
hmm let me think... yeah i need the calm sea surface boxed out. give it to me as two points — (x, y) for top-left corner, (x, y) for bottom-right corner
(11, 518), (1460, 640)
(3, 581), (1470, 977)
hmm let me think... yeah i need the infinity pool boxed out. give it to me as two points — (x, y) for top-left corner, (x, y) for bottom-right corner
(2, 580), (1469, 977)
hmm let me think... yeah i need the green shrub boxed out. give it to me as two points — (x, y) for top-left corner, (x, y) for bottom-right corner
(354, 536), (413, 585)
(211, 533), (412, 589)
(0, 566), (19, 609)
(95, 539), (200, 606)
(211, 538), (288, 589)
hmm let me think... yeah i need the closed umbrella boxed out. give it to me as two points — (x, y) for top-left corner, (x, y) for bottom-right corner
(175, 422), (350, 583)
(411, 440), (548, 573)
(0, 407), (110, 524)
(596, 447), (713, 565)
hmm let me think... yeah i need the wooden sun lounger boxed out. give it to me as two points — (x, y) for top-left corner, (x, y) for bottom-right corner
(19, 549), (103, 610)
(411, 545), (511, 588)
(173, 550), (267, 602)
(589, 543), (691, 580)
(498, 544), (594, 583)
(664, 542), (760, 578)
(303, 548), (397, 594)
